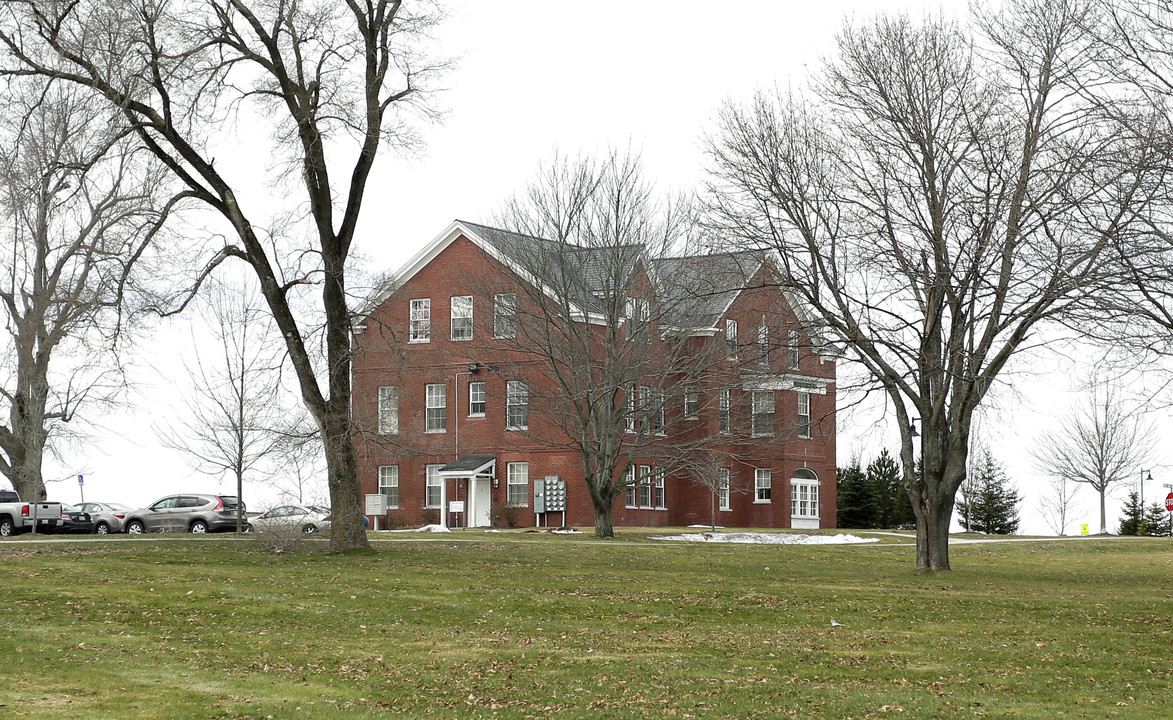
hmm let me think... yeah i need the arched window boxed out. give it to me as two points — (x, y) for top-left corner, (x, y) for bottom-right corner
(791, 469), (820, 526)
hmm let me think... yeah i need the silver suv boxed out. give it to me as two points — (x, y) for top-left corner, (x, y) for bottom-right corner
(123, 494), (246, 534)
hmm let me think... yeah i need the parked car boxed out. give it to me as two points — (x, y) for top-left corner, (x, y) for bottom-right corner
(76, 502), (134, 534)
(54, 504), (95, 534)
(250, 505), (332, 535)
(0, 490), (63, 536)
(123, 494), (246, 534)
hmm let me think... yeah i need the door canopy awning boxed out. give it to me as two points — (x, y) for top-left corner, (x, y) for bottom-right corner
(438, 455), (496, 477)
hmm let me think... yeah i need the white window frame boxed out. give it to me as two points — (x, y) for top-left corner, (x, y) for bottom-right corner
(409, 298), (431, 343)
(493, 292), (517, 338)
(425, 383), (447, 433)
(450, 295), (473, 341)
(653, 469), (666, 509)
(625, 296), (650, 340)
(755, 468), (772, 503)
(719, 468), (731, 511)
(469, 381), (486, 417)
(507, 462), (529, 506)
(648, 387), (665, 435)
(791, 479), (820, 519)
(752, 390), (775, 437)
(623, 466), (637, 508)
(377, 386), (398, 435)
(725, 318), (738, 357)
(625, 386), (637, 433)
(506, 380), (528, 430)
(788, 329), (800, 368)
(684, 390), (699, 420)
(758, 321), (769, 368)
(797, 389), (812, 439)
(378, 465), (399, 508)
(638, 465), (653, 508)
(718, 389), (730, 434)
(425, 464), (443, 508)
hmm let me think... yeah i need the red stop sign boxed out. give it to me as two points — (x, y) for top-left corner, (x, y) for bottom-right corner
(1165, 492), (1173, 512)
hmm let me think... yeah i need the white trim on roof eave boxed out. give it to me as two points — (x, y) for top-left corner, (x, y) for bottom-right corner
(355, 220), (593, 323)
(712, 259), (764, 324)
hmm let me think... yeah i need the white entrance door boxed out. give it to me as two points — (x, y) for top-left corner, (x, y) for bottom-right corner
(470, 477), (492, 527)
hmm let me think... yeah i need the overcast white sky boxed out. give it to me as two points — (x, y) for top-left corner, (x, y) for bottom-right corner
(41, 0), (1171, 534)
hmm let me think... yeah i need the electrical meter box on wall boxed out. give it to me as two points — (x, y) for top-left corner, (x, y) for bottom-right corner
(544, 476), (566, 511)
(535, 477), (566, 513)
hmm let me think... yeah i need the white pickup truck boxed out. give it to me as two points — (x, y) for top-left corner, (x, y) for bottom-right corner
(0, 490), (64, 536)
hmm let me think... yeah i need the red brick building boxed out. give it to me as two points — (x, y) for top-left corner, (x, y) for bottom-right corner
(352, 221), (837, 530)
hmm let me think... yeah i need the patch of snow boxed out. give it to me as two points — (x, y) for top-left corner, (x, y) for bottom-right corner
(687, 524), (725, 529)
(484, 529), (503, 533)
(650, 532), (879, 545)
(549, 528), (582, 534)
(415, 524), (452, 533)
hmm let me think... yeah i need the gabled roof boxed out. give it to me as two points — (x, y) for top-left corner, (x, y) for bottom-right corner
(355, 221), (829, 351)
(355, 220), (645, 326)
(651, 251), (763, 330)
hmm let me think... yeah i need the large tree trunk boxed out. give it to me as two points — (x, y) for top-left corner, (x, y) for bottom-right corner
(323, 405), (367, 550)
(585, 474), (617, 539)
(915, 487), (956, 571)
(593, 505), (615, 539)
(8, 376), (50, 501)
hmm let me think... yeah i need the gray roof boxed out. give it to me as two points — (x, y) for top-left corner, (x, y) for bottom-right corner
(460, 220), (645, 317)
(357, 220), (773, 334)
(439, 455), (496, 474)
(651, 252), (763, 329)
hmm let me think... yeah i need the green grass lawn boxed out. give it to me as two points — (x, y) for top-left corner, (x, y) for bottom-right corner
(0, 531), (1169, 719)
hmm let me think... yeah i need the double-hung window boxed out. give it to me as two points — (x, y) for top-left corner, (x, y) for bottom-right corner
(725, 319), (738, 357)
(469, 381), (486, 416)
(625, 386), (637, 433)
(752, 390), (775, 437)
(450, 295), (473, 341)
(378, 466), (399, 508)
(684, 390), (699, 419)
(758, 321), (770, 368)
(788, 329), (800, 368)
(718, 389), (731, 434)
(493, 293), (517, 338)
(796, 382), (815, 439)
(425, 383), (446, 433)
(507, 462), (529, 506)
(410, 298), (431, 342)
(719, 468), (731, 511)
(648, 387), (665, 434)
(755, 468), (772, 503)
(625, 297), (650, 340)
(506, 381), (528, 430)
(623, 466), (637, 507)
(637, 465), (653, 508)
(425, 464), (443, 508)
(653, 469), (666, 509)
(377, 386), (398, 434)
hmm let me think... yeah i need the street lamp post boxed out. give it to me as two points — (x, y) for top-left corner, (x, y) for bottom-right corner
(1139, 469), (1152, 509)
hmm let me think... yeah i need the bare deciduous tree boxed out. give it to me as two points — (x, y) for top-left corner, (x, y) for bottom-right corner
(0, 79), (172, 501)
(481, 152), (749, 538)
(1, 1), (448, 548)
(155, 279), (302, 533)
(703, 1), (1149, 569)
(1036, 474), (1083, 536)
(686, 452), (752, 532)
(1032, 380), (1156, 534)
